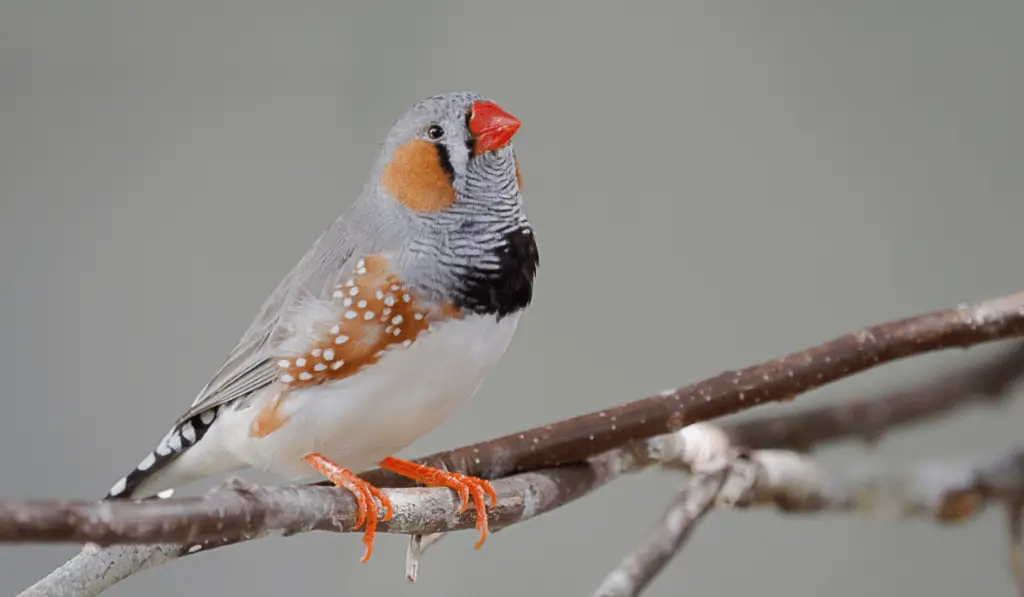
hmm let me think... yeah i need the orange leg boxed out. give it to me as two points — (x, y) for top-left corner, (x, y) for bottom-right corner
(379, 457), (497, 549)
(303, 453), (393, 563)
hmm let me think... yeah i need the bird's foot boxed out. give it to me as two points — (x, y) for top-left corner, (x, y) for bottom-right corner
(379, 457), (497, 549)
(303, 453), (393, 563)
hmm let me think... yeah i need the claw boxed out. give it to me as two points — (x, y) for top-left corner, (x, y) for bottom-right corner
(303, 453), (392, 562)
(379, 457), (497, 550)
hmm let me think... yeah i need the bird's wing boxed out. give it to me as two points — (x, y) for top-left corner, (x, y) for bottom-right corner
(173, 217), (364, 426)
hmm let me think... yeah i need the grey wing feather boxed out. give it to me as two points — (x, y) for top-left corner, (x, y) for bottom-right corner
(173, 214), (366, 426)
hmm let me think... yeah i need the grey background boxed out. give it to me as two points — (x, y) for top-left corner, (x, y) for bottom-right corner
(2, 1), (1022, 595)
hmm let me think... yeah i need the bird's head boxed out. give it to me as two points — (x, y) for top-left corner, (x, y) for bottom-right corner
(374, 91), (523, 215)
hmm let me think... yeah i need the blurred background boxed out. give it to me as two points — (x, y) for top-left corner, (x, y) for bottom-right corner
(2, 1), (1023, 595)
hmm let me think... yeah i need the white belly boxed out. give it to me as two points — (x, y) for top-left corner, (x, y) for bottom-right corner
(209, 312), (520, 479)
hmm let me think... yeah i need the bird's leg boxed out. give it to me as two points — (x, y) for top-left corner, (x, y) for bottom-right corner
(378, 457), (497, 549)
(303, 453), (393, 563)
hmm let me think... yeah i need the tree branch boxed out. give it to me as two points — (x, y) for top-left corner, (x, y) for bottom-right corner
(353, 291), (1024, 488)
(591, 436), (1024, 597)
(591, 471), (729, 597)
(725, 339), (1024, 452)
(10, 291), (1024, 596)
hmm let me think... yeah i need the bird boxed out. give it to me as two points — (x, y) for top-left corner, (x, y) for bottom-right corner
(102, 91), (538, 563)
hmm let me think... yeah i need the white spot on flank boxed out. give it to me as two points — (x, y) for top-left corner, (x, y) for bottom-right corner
(364, 311), (375, 320)
(180, 422), (196, 443)
(402, 339), (412, 348)
(403, 293), (411, 302)
(344, 279), (355, 287)
(357, 300), (367, 308)
(344, 310), (357, 319)
(298, 372), (313, 381)
(391, 315), (404, 325)
(382, 308), (392, 317)
(332, 290), (343, 298)
(357, 259), (366, 269)
(330, 325), (340, 334)
(390, 284), (400, 292)
(393, 328), (401, 336)
(137, 453), (156, 471)
(280, 374), (295, 383)
(323, 348), (335, 361)
(314, 363), (326, 371)
(375, 290), (384, 299)
(414, 313), (423, 320)
(277, 360), (290, 368)
(296, 358), (306, 367)
(331, 360), (345, 370)
(109, 477), (127, 496)
(335, 335), (349, 344)
(343, 298), (353, 307)
(384, 295), (396, 307)
(311, 349), (322, 357)
(349, 287), (359, 296)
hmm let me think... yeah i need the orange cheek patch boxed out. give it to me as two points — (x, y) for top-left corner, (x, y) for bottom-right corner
(381, 139), (457, 213)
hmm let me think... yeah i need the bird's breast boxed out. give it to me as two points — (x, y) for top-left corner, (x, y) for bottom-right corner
(220, 311), (522, 478)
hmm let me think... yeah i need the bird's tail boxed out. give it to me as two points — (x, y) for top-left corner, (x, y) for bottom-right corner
(103, 406), (229, 500)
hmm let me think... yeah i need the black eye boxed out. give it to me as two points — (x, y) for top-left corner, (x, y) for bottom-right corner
(427, 124), (445, 140)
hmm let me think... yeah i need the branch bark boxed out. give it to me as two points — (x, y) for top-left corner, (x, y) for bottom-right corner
(591, 471), (728, 597)
(725, 340), (1024, 452)
(590, 437), (1024, 597)
(10, 291), (1024, 596)
(353, 291), (1024, 488)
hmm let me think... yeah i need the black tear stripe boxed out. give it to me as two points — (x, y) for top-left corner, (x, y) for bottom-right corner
(103, 405), (224, 500)
(464, 108), (475, 156)
(434, 141), (456, 182)
(453, 227), (539, 319)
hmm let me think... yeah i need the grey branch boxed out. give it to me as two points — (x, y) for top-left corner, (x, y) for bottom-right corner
(592, 471), (728, 597)
(12, 427), (705, 597)
(591, 433), (1024, 597)
(10, 295), (1024, 596)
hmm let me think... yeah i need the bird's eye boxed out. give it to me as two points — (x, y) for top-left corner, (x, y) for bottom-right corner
(426, 124), (445, 140)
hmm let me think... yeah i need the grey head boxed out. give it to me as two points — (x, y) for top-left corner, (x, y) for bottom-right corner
(349, 90), (538, 317)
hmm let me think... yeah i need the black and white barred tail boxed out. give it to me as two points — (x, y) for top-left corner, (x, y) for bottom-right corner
(104, 405), (224, 500)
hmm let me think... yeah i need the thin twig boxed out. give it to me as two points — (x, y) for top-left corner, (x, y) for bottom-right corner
(405, 533), (447, 583)
(591, 471), (728, 597)
(591, 440), (1024, 597)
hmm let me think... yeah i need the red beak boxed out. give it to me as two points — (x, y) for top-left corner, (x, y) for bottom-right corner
(469, 100), (521, 156)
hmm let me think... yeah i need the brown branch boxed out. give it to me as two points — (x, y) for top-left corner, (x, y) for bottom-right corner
(11, 291), (1024, 596)
(354, 291), (1024, 488)
(725, 339), (1024, 452)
